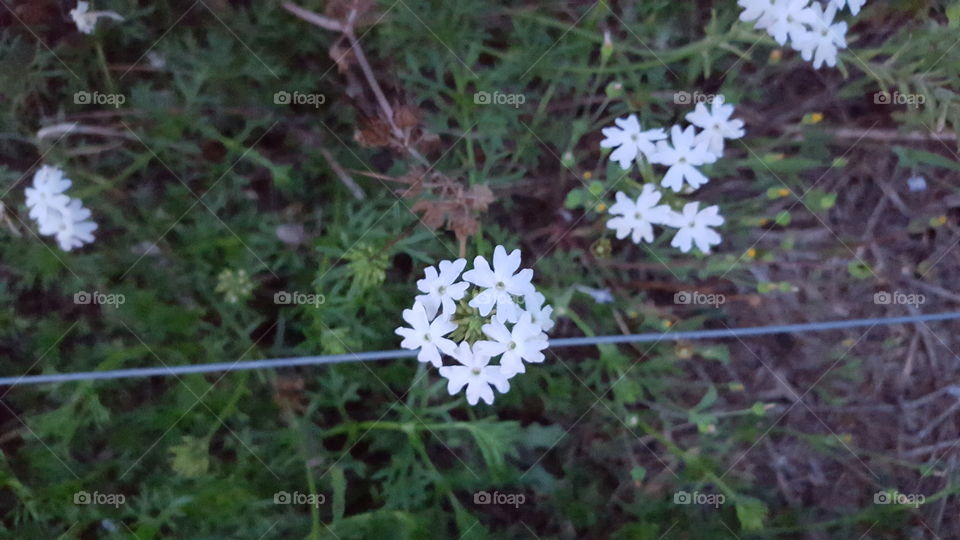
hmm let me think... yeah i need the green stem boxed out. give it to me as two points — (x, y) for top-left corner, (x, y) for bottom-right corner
(94, 40), (116, 96)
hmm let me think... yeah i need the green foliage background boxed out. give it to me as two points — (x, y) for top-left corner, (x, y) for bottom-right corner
(1, 0), (959, 538)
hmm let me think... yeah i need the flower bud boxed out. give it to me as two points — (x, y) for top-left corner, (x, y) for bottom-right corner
(600, 30), (614, 63)
(605, 81), (624, 99)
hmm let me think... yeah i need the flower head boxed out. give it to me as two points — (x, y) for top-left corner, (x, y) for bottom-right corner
(606, 185), (672, 244)
(395, 302), (457, 367)
(650, 125), (718, 193)
(665, 202), (724, 254)
(475, 312), (548, 377)
(70, 1), (124, 34)
(462, 245), (535, 323)
(415, 258), (470, 319)
(600, 114), (667, 170)
(215, 268), (254, 304)
(438, 342), (511, 405)
(398, 247), (551, 406)
(685, 97), (746, 157)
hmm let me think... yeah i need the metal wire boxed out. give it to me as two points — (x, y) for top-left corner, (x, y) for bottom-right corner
(2, 311), (957, 387)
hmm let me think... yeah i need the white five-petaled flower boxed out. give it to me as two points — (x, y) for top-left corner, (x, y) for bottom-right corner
(665, 202), (725, 254)
(686, 98), (746, 157)
(463, 245), (535, 324)
(523, 291), (554, 332)
(606, 185), (672, 244)
(600, 114), (667, 170)
(438, 342), (511, 406)
(395, 302), (457, 367)
(792, 2), (847, 69)
(415, 258), (469, 319)
(475, 312), (549, 377)
(650, 125), (718, 193)
(765, 0), (818, 45)
(70, 1), (124, 35)
(830, 0), (866, 15)
(52, 198), (98, 252)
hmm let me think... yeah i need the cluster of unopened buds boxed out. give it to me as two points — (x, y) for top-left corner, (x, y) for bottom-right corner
(600, 95), (745, 254)
(395, 245), (553, 405)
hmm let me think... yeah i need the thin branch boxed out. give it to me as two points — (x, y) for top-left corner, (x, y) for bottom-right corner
(318, 148), (365, 200)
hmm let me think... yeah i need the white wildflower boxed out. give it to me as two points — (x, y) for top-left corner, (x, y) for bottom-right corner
(575, 285), (614, 304)
(606, 185), (672, 244)
(52, 199), (98, 252)
(650, 125), (718, 193)
(665, 202), (725, 254)
(25, 165), (97, 251)
(765, 0), (818, 45)
(524, 291), (554, 332)
(792, 2), (847, 69)
(475, 312), (549, 377)
(685, 97), (746, 157)
(395, 302), (457, 367)
(25, 165), (72, 233)
(600, 114), (667, 170)
(463, 245), (535, 324)
(438, 342), (511, 405)
(415, 258), (470, 319)
(70, 1), (124, 35)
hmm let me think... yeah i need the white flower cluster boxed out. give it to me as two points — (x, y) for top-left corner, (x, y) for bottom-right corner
(738, 0), (859, 69)
(24, 165), (98, 251)
(70, 1), (124, 35)
(395, 246), (553, 406)
(600, 97), (744, 254)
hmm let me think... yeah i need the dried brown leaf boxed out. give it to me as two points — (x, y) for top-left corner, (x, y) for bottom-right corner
(394, 105), (420, 130)
(467, 184), (495, 211)
(354, 118), (391, 148)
